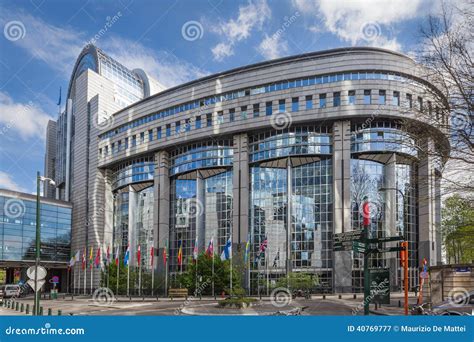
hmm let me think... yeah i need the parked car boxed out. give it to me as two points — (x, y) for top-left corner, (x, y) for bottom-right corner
(0, 285), (21, 298)
(0, 287), (4, 303)
(432, 290), (474, 315)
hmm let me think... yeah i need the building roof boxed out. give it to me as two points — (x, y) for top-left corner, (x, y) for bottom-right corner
(0, 189), (72, 208)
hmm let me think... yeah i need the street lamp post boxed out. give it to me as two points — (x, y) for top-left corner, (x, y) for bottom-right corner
(34, 171), (55, 315)
(378, 186), (409, 316)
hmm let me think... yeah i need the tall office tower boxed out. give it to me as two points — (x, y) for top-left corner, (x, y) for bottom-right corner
(44, 120), (57, 199)
(46, 45), (164, 291)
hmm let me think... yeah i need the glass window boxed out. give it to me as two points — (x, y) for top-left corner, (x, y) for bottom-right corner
(195, 116), (201, 129)
(140, 132), (145, 143)
(279, 99), (286, 113)
(348, 90), (356, 105)
(291, 97), (299, 112)
(175, 121), (181, 134)
(406, 94), (413, 108)
(217, 111), (224, 124)
(319, 94), (326, 108)
(206, 113), (213, 127)
(392, 91), (400, 106)
(157, 127), (162, 139)
(148, 129), (153, 142)
(185, 119), (191, 132)
(364, 90), (371, 104)
(306, 95), (313, 109)
(241, 106), (248, 120)
(266, 101), (272, 116)
(253, 103), (260, 117)
(229, 108), (235, 122)
(379, 90), (386, 105)
(418, 97), (423, 111)
(333, 92), (341, 107)
(166, 124), (171, 137)
(132, 135), (137, 146)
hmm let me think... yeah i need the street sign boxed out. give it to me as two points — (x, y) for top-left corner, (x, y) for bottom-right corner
(334, 230), (363, 242)
(353, 241), (366, 248)
(353, 246), (366, 253)
(333, 240), (354, 251)
(26, 266), (47, 280)
(367, 236), (404, 243)
(372, 246), (405, 253)
(27, 279), (45, 292)
(369, 268), (390, 304)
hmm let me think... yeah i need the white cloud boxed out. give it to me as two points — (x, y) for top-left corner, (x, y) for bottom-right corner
(257, 34), (289, 60)
(100, 37), (209, 88)
(0, 171), (27, 192)
(0, 8), (208, 88)
(210, 0), (272, 61)
(0, 9), (83, 74)
(0, 91), (54, 140)
(292, 0), (433, 51)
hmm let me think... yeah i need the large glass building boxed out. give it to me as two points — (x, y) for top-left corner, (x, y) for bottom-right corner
(0, 189), (72, 291)
(46, 46), (449, 293)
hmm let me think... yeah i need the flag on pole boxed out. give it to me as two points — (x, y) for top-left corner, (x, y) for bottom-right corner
(95, 247), (101, 268)
(205, 237), (214, 257)
(177, 242), (183, 266)
(163, 240), (168, 265)
(74, 250), (80, 264)
(89, 246), (94, 269)
(82, 247), (86, 270)
(220, 238), (232, 261)
(256, 236), (268, 261)
(124, 245), (130, 266)
(137, 245), (141, 265)
(115, 246), (120, 266)
(150, 246), (154, 267)
(193, 236), (198, 261)
(68, 256), (74, 269)
(244, 239), (250, 263)
(106, 245), (110, 266)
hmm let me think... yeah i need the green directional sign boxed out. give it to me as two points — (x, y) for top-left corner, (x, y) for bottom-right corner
(367, 236), (404, 243)
(353, 241), (366, 248)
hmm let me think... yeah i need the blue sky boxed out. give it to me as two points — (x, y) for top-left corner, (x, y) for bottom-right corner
(0, 0), (445, 193)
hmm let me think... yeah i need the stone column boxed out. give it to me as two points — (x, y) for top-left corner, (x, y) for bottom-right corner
(154, 151), (170, 293)
(332, 120), (352, 293)
(418, 138), (438, 266)
(384, 153), (398, 289)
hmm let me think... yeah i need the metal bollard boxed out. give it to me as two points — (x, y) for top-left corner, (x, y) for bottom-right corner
(26, 304), (30, 315)
(353, 294), (357, 299)
(57, 310), (62, 316)
(48, 308), (52, 316)
(15, 302), (19, 311)
(39, 306), (43, 315)
(20, 303), (24, 312)
(398, 300), (401, 307)
(338, 294), (342, 299)
(323, 295), (326, 299)
(375, 303), (378, 310)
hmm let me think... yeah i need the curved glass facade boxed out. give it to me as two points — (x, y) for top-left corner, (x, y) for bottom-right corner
(351, 122), (418, 158)
(111, 157), (154, 190)
(249, 126), (332, 163)
(170, 140), (233, 176)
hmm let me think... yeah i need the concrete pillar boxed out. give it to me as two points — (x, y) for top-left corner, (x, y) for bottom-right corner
(332, 120), (352, 293)
(196, 171), (205, 250)
(384, 153), (398, 289)
(418, 138), (438, 266)
(232, 134), (249, 247)
(154, 151), (170, 292)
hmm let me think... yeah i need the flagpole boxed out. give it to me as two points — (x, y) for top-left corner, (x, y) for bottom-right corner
(212, 251), (215, 297)
(266, 253), (269, 296)
(230, 253), (233, 295)
(139, 257), (142, 297)
(116, 254), (120, 296)
(151, 253), (155, 296)
(90, 263), (93, 294)
(84, 263), (87, 295)
(164, 258), (168, 297)
(127, 261), (130, 297)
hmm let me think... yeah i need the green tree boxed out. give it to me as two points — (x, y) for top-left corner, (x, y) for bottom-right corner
(275, 272), (317, 291)
(176, 253), (241, 296)
(442, 195), (474, 263)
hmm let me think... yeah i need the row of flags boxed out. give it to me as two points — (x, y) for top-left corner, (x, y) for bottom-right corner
(68, 236), (275, 269)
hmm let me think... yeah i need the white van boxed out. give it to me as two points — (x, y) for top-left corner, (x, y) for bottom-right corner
(0, 285), (21, 298)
